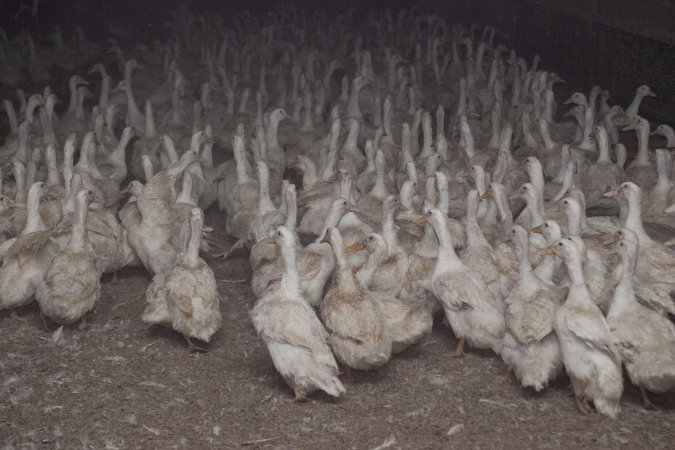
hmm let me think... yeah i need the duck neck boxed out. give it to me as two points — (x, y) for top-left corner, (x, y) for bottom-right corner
(234, 140), (250, 184)
(67, 78), (79, 116)
(111, 128), (132, 166)
(347, 79), (363, 119)
(495, 192), (514, 240)
(461, 121), (476, 158)
(635, 121), (650, 166)
(46, 146), (60, 187)
(300, 158), (318, 188)
(526, 193), (545, 227)
(3, 100), (18, 134)
(596, 129), (611, 163)
(145, 101), (157, 138)
(382, 207), (398, 256)
(257, 170), (275, 214)
(565, 206), (582, 237)
(527, 163), (545, 197)
(434, 221), (462, 270)
(280, 241), (302, 297)
(265, 114), (281, 150)
(539, 120), (554, 150)
(625, 193), (651, 244)
(342, 120), (360, 155)
(125, 84), (142, 125)
(25, 191), (45, 233)
(70, 196), (89, 252)
(614, 252), (637, 304)
(517, 236), (532, 279)
(183, 219), (202, 269)
(416, 224), (439, 258)
(466, 197), (488, 245)
(563, 254), (585, 288)
(98, 74), (110, 110)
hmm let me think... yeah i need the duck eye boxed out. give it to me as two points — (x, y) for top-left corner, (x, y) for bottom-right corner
(558, 242), (563, 246)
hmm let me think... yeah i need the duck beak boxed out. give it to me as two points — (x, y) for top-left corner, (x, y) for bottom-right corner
(531, 225), (543, 234)
(416, 216), (427, 225)
(603, 189), (619, 198)
(536, 247), (553, 257)
(345, 241), (364, 254)
(563, 96), (575, 105)
(647, 89), (656, 97)
(508, 191), (520, 200)
(479, 192), (492, 200)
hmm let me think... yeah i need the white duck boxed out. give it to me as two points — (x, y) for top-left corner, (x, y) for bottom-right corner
(500, 225), (562, 391)
(606, 229), (675, 410)
(543, 237), (623, 418)
(251, 226), (345, 400)
(142, 208), (221, 351)
(427, 208), (505, 356)
(37, 189), (99, 326)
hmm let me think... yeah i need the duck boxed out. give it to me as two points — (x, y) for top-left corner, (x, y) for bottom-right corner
(426, 208), (505, 356)
(0, 182), (58, 311)
(251, 185), (336, 307)
(125, 151), (198, 275)
(36, 189), (99, 326)
(604, 182), (675, 316)
(583, 125), (624, 208)
(643, 149), (674, 227)
(142, 208), (221, 351)
(606, 228), (675, 410)
(347, 195), (408, 298)
(320, 227), (392, 374)
(542, 237), (623, 418)
(347, 232), (434, 354)
(500, 225), (562, 391)
(251, 226), (345, 400)
(623, 116), (657, 191)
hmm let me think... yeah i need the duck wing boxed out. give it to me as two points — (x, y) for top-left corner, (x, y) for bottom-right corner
(138, 171), (176, 227)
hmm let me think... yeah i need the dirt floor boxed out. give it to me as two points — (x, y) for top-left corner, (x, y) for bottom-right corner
(1, 208), (674, 450)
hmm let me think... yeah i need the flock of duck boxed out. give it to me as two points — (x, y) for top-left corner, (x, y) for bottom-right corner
(0, 7), (674, 419)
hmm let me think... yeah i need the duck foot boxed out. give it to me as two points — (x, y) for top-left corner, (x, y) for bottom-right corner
(9, 311), (28, 322)
(342, 367), (355, 384)
(640, 386), (660, 410)
(213, 238), (245, 260)
(77, 315), (89, 331)
(289, 381), (312, 403)
(572, 378), (592, 415)
(452, 337), (466, 358)
(184, 335), (207, 352)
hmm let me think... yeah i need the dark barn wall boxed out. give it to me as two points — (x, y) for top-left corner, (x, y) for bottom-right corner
(423, 0), (675, 124)
(1, 0), (672, 123)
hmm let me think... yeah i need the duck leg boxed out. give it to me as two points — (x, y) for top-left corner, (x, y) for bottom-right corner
(343, 366), (355, 384)
(40, 311), (50, 331)
(289, 380), (311, 403)
(452, 337), (466, 358)
(503, 363), (513, 384)
(639, 386), (659, 410)
(184, 334), (207, 352)
(572, 378), (592, 415)
(77, 315), (89, 331)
